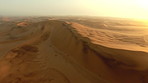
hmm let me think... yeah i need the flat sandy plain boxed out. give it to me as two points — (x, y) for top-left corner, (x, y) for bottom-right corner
(0, 17), (148, 83)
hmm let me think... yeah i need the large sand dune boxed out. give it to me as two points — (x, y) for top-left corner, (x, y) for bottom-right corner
(0, 20), (148, 83)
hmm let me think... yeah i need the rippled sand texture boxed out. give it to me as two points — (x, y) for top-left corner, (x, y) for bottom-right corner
(0, 18), (148, 83)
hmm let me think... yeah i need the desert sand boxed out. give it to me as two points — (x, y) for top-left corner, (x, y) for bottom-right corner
(0, 17), (148, 83)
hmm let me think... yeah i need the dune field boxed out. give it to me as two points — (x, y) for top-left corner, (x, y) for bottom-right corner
(0, 17), (148, 83)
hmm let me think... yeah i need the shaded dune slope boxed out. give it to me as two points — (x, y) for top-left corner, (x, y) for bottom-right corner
(0, 20), (148, 83)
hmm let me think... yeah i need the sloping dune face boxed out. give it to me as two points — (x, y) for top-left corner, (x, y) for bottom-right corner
(0, 20), (148, 83)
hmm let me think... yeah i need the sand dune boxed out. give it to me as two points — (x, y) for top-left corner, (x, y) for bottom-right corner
(0, 20), (148, 83)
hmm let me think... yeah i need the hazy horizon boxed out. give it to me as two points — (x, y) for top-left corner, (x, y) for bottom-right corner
(0, 0), (148, 20)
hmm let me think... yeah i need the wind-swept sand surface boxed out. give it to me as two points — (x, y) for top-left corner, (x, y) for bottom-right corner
(0, 19), (148, 83)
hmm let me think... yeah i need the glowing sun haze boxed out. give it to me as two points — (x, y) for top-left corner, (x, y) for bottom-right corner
(0, 0), (148, 19)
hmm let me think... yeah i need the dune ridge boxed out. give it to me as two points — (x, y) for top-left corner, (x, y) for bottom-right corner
(0, 20), (148, 83)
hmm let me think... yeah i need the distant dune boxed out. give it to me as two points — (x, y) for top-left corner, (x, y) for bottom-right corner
(17, 22), (29, 27)
(0, 20), (148, 83)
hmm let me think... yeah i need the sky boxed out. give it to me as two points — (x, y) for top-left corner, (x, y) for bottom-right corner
(0, 0), (148, 19)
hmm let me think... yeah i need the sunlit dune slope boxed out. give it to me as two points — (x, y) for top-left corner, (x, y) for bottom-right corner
(0, 20), (148, 83)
